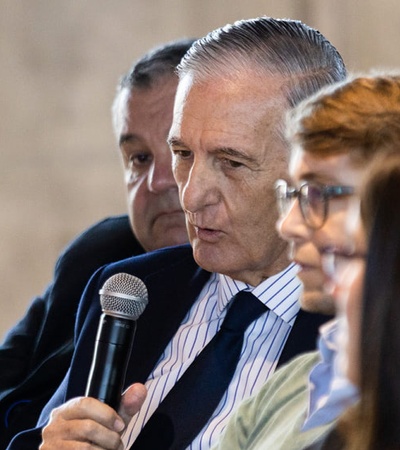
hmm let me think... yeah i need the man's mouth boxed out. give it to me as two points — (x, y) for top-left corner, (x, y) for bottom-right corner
(192, 225), (223, 242)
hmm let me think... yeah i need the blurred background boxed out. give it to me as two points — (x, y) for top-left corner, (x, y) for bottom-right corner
(1, 0), (399, 338)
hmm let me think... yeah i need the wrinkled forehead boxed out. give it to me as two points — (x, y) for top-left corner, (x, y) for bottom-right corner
(171, 70), (289, 135)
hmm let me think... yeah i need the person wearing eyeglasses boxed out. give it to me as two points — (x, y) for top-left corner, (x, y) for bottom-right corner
(212, 74), (400, 450)
(304, 153), (400, 450)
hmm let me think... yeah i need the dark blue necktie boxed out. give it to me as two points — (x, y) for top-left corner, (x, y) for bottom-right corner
(130, 290), (268, 450)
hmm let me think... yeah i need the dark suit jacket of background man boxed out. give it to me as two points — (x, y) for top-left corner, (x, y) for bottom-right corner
(7, 244), (330, 449)
(0, 215), (144, 448)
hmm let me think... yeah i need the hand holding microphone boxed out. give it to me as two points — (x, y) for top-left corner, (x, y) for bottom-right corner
(40, 274), (148, 450)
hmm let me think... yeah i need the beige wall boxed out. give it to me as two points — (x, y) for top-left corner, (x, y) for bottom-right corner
(1, 0), (399, 338)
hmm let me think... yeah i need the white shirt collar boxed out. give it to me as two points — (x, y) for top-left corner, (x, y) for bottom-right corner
(217, 262), (301, 325)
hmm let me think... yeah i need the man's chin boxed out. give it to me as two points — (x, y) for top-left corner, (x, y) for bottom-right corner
(190, 240), (223, 273)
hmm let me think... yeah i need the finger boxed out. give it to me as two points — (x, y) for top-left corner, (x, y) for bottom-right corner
(119, 383), (147, 425)
(58, 397), (125, 432)
(39, 397), (125, 450)
(41, 418), (122, 450)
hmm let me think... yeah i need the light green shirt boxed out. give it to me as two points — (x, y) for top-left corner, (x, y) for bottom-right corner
(212, 351), (334, 450)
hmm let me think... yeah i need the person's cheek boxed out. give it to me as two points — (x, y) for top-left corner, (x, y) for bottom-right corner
(330, 267), (350, 315)
(342, 262), (365, 385)
(346, 264), (364, 356)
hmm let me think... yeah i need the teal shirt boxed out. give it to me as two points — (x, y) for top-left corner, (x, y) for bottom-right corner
(212, 351), (334, 450)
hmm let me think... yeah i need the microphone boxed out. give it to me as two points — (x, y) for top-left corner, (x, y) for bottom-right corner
(85, 273), (148, 410)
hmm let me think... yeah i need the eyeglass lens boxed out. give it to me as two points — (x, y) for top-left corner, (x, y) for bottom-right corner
(300, 184), (327, 228)
(275, 181), (327, 228)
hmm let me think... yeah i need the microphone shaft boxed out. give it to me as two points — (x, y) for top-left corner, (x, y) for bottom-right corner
(85, 313), (136, 410)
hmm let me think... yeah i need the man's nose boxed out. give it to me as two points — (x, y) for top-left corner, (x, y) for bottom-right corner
(276, 197), (311, 243)
(147, 155), (177, 193)
(180, 161), (220, 213)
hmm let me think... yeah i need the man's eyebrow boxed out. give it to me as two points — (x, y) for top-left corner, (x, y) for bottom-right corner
(300, 172), (340, 184)
(119, 133), (139, 147)
(167, 136), (185, 148)
(216, 147), (256, 163)
(298, 172), (318, 182)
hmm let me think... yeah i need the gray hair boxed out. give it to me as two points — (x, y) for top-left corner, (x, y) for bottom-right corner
(177, 17), (346, 108)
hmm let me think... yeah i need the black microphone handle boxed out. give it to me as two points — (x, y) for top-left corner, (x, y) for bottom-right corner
(85, 313), (137, 410)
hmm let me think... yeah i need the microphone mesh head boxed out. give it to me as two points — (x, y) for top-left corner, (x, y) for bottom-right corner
(99, 273), (148, 320)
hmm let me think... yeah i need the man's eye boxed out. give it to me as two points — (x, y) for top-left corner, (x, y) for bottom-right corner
(221, 158), (244, 169)
(129, 153), (151, 166)
(173, 149), (192, 159)
(228, 159), (243, 168)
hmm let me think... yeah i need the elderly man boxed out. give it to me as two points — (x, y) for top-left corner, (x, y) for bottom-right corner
(8, 17), (346, 450)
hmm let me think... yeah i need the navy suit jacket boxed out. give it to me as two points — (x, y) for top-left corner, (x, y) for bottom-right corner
(8, 244), (329, 449)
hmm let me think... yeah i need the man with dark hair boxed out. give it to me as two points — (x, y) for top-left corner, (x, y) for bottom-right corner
(0, 38), (194, 449)
(9, 17), (346, 450)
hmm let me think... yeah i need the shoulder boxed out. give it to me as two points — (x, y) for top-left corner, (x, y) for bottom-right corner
(102, 243), (196, 276)
(77, 243), (201, 317)
(76, 244), (200, 316)
(77, 215), (131, 234)
(104, 244), (195, 270)
(82, 244), (207, 324)
(215, 351), (331, 450)
(60, 215), (140, 255)
(214, 351), (322, 450)
(249, 351), (333, 449)
(55, 215), (143, 273)
(252, 351), (320, 410)
(225, 351), (320, 423)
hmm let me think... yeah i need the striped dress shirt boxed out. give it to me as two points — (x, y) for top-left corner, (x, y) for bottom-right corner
(122, 263), (301, 449)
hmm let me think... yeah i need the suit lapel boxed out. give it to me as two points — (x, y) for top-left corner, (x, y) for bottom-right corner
(124, 262), (211, 384)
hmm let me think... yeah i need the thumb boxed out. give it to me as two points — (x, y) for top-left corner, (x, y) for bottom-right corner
(118, 383), (147, 426)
